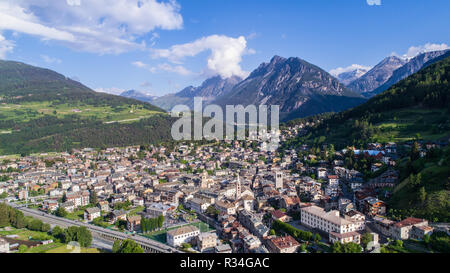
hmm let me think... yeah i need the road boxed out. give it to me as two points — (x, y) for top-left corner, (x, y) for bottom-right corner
(12, 205), (181, 253)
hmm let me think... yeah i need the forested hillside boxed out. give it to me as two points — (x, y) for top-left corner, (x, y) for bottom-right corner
(0, 60), (172, 155)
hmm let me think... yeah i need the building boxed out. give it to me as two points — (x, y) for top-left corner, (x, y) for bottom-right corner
(275, 171), (283, 189)
(145, 203), (173, 218)
(392, 217), (430, 240)
(300, 205), (360, 244)
(243, 234), (261, 252)
(127, 215), (141, 231)
(18, 190), (28, 200)
(317, 168), (327, 179)
(373, 215), (395, 237)
(98, 201), (110, 212)
(0, 238), (9, 253)
(43, 200), (58, 212)
(266, 235), (300, 253)
(66, 191), (90, 208)
(215, 244), (232, 253)
(187, 198), (210, 214)
(196, 232), (218, 252)
(362, 197), (386, 216)
(327, 175), (339, 187)
(412, 225), (434, 240)
(271, 210), (292, 223)
(84, 207), (101, 222)
(238, 210), (270, 238)
(215, 200), (237, 215)
(167, 225), (200, 247)
(343, 210), (366, 231)
(108, 210), (127, 223)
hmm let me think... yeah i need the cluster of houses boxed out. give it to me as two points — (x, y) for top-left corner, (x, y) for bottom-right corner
(0, 123), (448, 253)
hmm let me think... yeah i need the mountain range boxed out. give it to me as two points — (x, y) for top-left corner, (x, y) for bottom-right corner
(212, 56), (366, 121)
(346, 56), (407, 95)
(343, 49), (450, 97)
(332, 66), (371, 86)
(126, 50), (449, 122)
(149, 75), (242, 111)
(120, 90), (157, 103)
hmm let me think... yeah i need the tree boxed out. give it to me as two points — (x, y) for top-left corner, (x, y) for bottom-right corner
(55, 207), (67, 217)
(52, 226), (64, 241)
(0, 203), (9, 227)
(331, 242), (342, 253)
(342, 242), (362, 253)
(157, 215), (164, 229)
(61, 193), (67, 203)
(361, 233), (373, 249)
(411, 142), (420, 161)
(299, 244), (307, 253)
(112, 239), (144, 253)
(181, 243), (191, 250)
(41, 223), (51, 233)
(112, 240), (122, 253)
(76, 226), (92, 247)
(423, 234), (431, 245)
(90, 190), (98, 205)
(64, 226), (92, 247)
(313, 233), (321, 243)
(418, 187), (427, 203)
(394, 240), (403, 248)
(18, 245), (28, 253)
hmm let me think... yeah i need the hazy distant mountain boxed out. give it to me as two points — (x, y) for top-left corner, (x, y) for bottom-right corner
(213, 55), (366, 121)
(369, 49), (450, 96)
(151, 75), (242, 111)
(347, 56), (407, 94)
(120, 90), (157, 103)
(332, 67), (370, 85)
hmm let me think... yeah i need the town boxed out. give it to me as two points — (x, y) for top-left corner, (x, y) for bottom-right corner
(0, 121), (449, 254)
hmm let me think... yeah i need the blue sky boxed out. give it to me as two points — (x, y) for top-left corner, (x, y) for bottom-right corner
(0, 0), (449, 96)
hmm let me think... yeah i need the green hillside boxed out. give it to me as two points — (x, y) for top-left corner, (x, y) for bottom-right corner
(284, 55), (450, 149)
(0, 60), (173, 155)
(388, 145), (450, 222)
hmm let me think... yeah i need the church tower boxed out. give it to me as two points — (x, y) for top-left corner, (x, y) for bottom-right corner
(201, 171), (208, 188)
(235, 174), (241, 200)
(275, 171), (283, 189)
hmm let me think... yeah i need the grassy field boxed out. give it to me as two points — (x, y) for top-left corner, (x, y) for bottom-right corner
(369, 108), (449, 143)
(0, 101), (162, 130)
(0, 227), (53, 241)
(45, 245), (100, 253)
(141, 221), (214, 244)
(0, 227), (100, 253)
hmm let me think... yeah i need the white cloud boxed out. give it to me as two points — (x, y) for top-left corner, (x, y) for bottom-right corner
(94, 87), (125, 95)
(132, 61), (148, 68)
(401, 43), (450, 59)
(367, 0), (381, 6)
(0, 33), (15, 59)
(132, 60), (192, 76)
(66, 0), (81, 6)
(41, 55), (62, 64)
(157, 63), (192, 76)
(329, 64), (372, 77)
(152, 35), (252, 78)
(0, 0), (183, 54)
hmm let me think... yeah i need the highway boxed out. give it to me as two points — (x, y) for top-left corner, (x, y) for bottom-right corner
(12, 205), (181, 253)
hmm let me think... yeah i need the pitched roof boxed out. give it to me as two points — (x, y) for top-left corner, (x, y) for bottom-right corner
(394, 217), (426, 228)
(167, 225), (199, 237)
